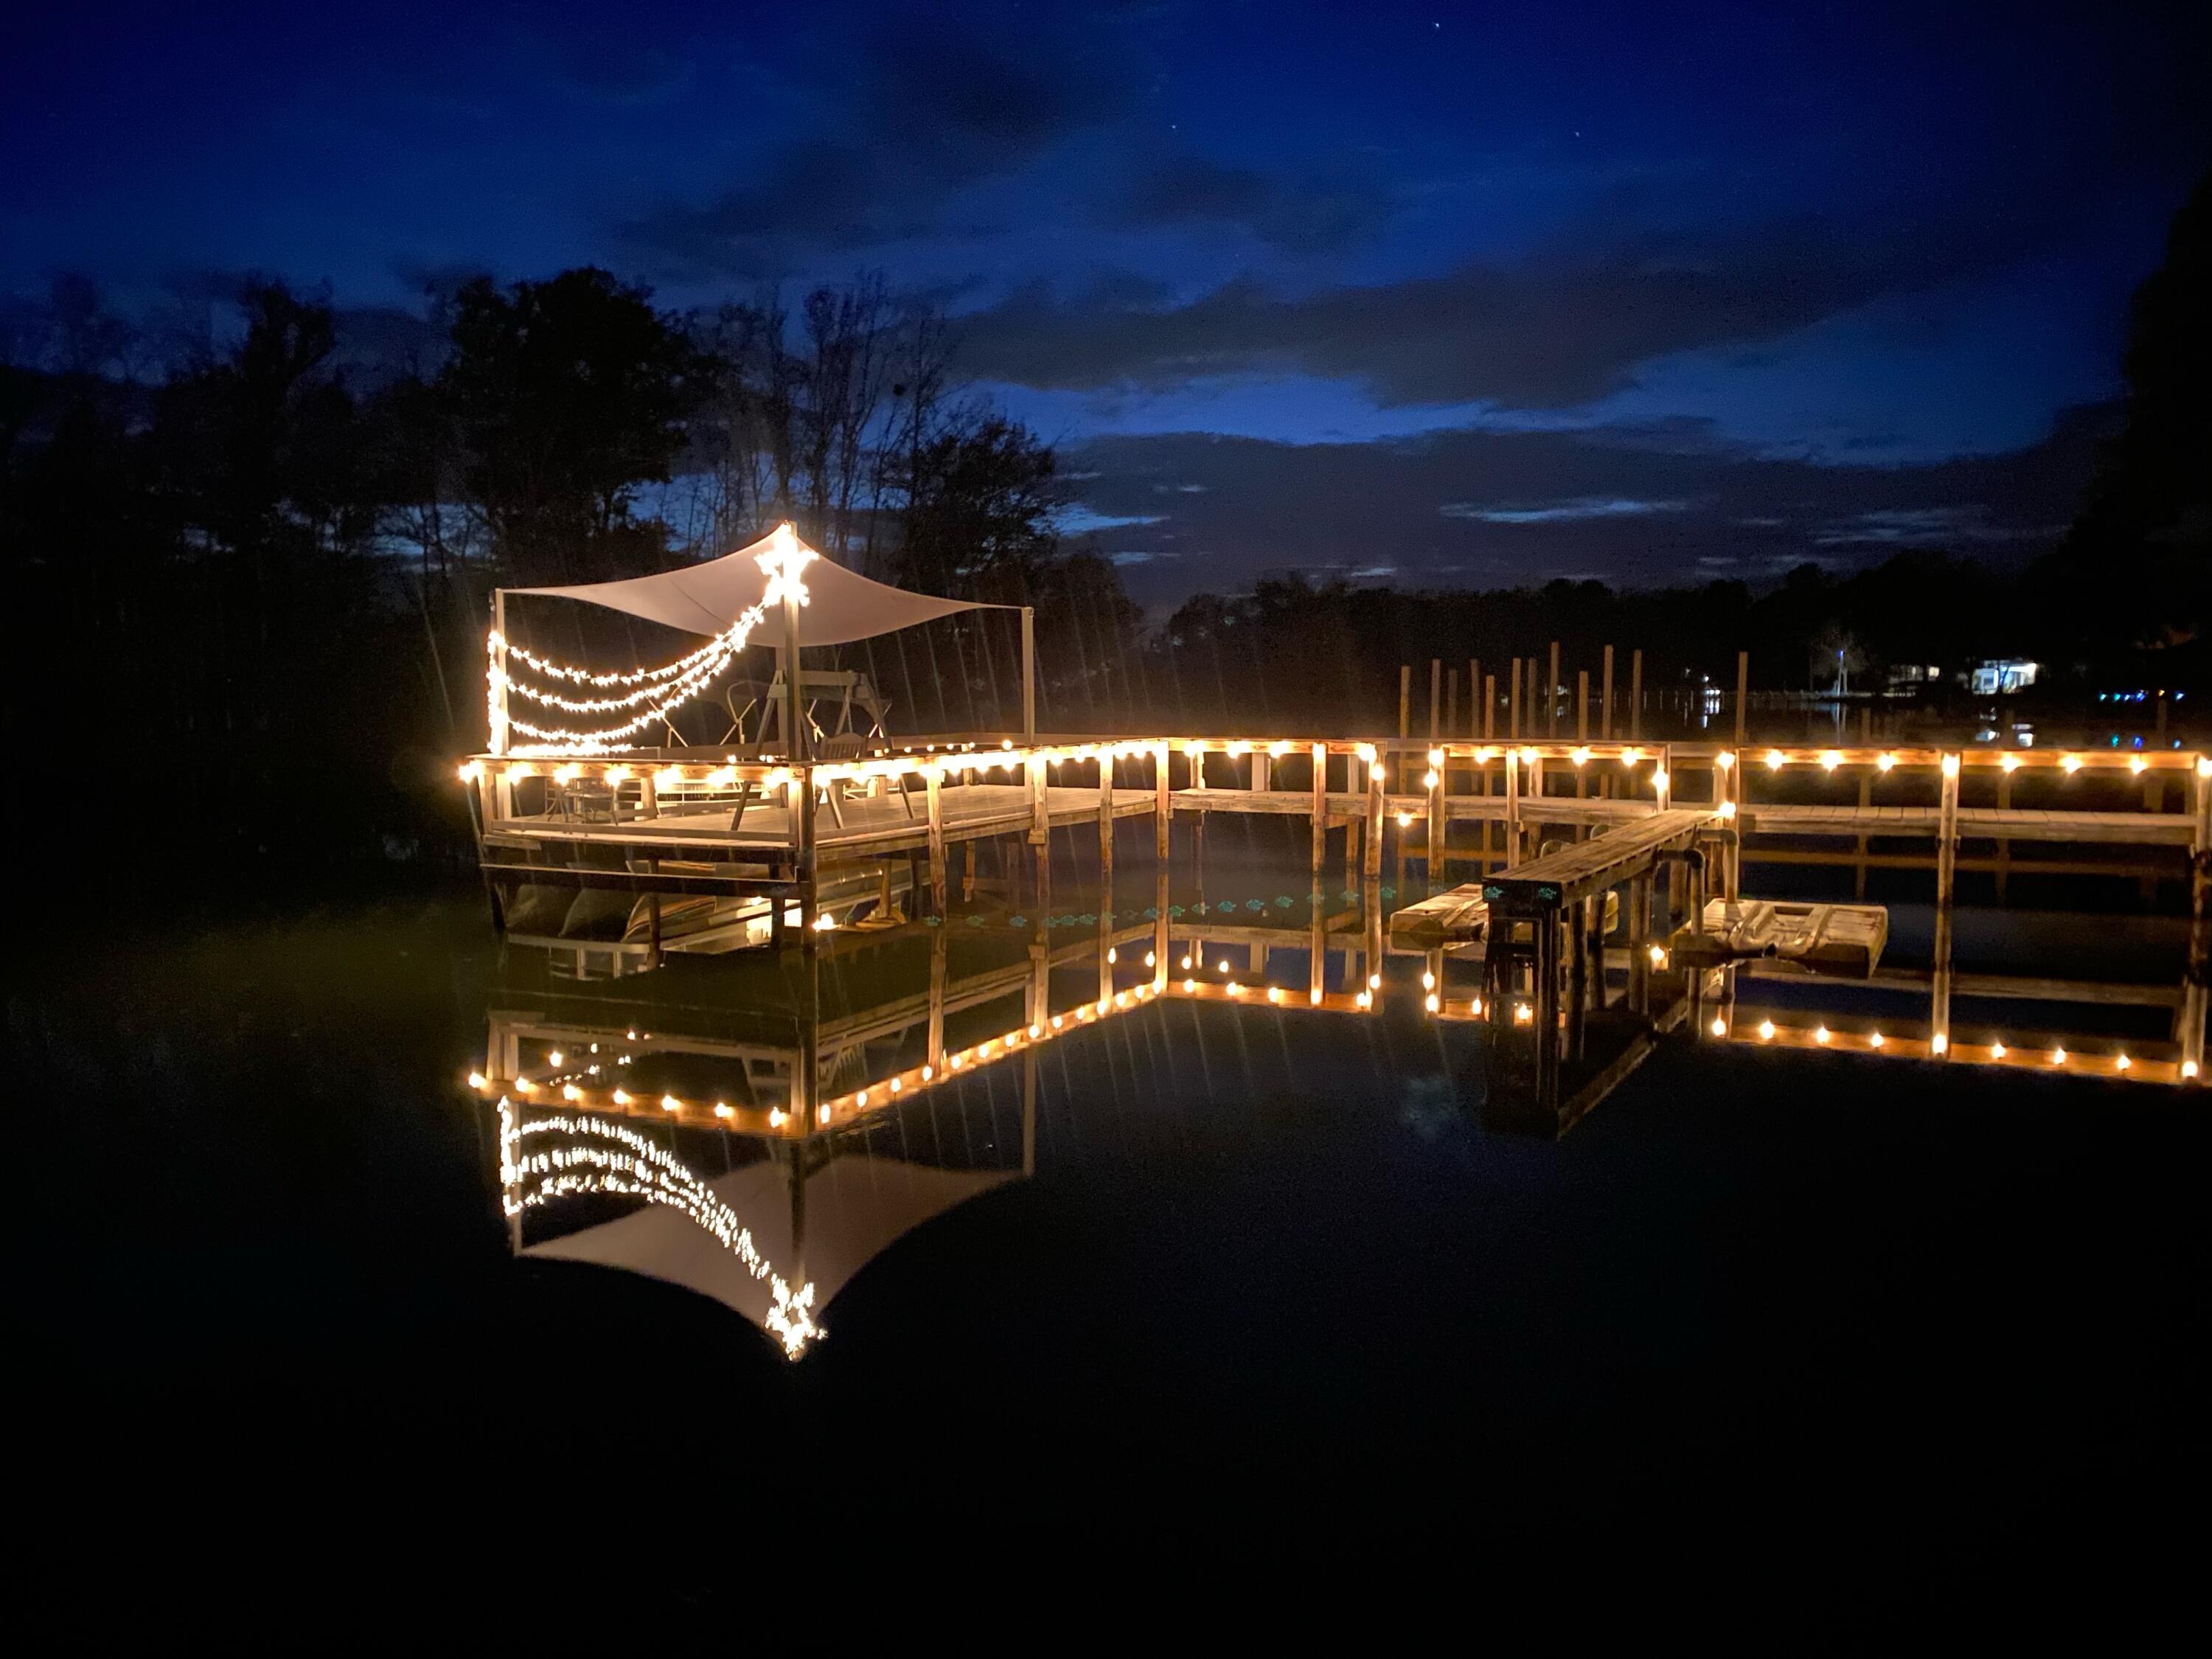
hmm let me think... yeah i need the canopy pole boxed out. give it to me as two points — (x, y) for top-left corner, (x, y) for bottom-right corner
(782, 579), (808, 763)
(489, 589), (509, 756)
(1020, 607), (1035, 744)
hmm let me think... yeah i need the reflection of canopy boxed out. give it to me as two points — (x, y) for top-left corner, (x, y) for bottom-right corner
(508, 527), (1005, 644)
(524, 1151), (1015, 1332)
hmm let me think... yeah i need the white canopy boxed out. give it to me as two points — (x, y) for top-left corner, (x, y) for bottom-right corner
(507, 526), (1002, 644)
(524, 1151), (1017, 1336)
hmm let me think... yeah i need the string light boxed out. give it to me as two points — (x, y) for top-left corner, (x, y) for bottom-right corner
(1757, 1020), (1775, 1040)
(2129, 756), (2148, 775)
(1820, 751), (1842, 771)
(1877, 752), (1896, 771)
(487, 531), (815, 755)
(1765, 750), (1786, 770)
(2060, 754), (2082, 773)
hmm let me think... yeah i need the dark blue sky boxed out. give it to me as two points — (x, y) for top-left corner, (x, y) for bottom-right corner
(6, 1), (2205, 602)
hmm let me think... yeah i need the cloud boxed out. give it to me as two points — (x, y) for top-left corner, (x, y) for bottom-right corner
(1062, 404), (2117, 602)
(620, 15), (1127, 275)
(953, 192), (2141, 410)
(1109, 154), (1397, 253)
(1441, 497), (1690, 524)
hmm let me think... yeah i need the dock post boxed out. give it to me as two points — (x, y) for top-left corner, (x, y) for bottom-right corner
(1509, 658), (1521, 740)
(1576, 670), (1590, 802)
(1154, 864), (1171, 995)
(1735, 650), (1748, 747)
(1029, 748), (1050, 922)
(1535, 912), (1562, 1113)
(1933, 754), (1959, 1058)
(1310, 741), (1327, 888)
(925, 764), (947, 917)
(1601, 646), (1614, 740)
(1630, 650), (1644, 741)
(1429, 658), (1442, 738)
(1154, 742), (1171, 873)
(1020, 607), (1035, 744)
(1363, 745), (1386, 995)
(1547, 641), (1560, 738)
(1427, 738), (1447, 892)
(2179, 772), (2211, 1071)
(1505, 746), (1522, 869)
(1399, 666), (1411, 741)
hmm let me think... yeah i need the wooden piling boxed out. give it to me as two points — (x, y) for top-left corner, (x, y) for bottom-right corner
(1154, 742), (1170, 863)
(1310, 742), (1327, 886)
(925, 764), (947, 917)
(1933, 755), (1960, 1058)
(1398, 665), (1411, 740)
(1430, 658), (1442, 737)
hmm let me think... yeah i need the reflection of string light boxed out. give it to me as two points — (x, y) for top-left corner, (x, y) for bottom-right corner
(500, 1102), (818, 1357)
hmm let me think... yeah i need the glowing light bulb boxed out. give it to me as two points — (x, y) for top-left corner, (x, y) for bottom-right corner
(1422, 770), (1439, 790)
(813, 912), (836, 931)
(1757, 1020), (1775, 1040)
(820, 1105), (833, 1123)
(546, 1050), (563, 1067)
(1144, 951), (1155, 968)
(1106, 947), (1116, 964)
(1647, 943), (1667, 967)
(1991, 1042), (2006, 1059)
(1815, 1026), (1831, 1044)
(855, 1090), (868, 1107)
(562, 1084), (581, 1102)
(1180, 955), (1192, 970)
(1227, 981), (1242, 996)
(1715, 751), (1735, 771)
(1471, 997), (1484, 1016)
(1571, 748), (1590, 768)
(1368, 973), (1382, 990)
(2061, 754), (2082, 773)
(1270, 740), (1290, 757)
(661, 1095), (680, 1112)
(1718, 799), (1738, 819)
(2116, 1053), (2131, 1071)
(2051, 1048), (2066, 1065)
(1513, 1002), (1532, 1024)
(1355, 990), (1371, 1009)
(1820, 751), (1842, 771)
(1941, 754), (1961, 779)
(1310, 987), (1322, 1005)
(2183, 1060), (2199, 1079)
(2198, 757), (2211, 779)
(1218, 959), (1230, 974)
(1397, 812), (1414, 828)
(1931, 1034), (1948, 1054)
(467, 1071), (487, 1091)
(611, 1089), (630, 1106)
(1267, 987), (1281, 1004)
(1765, 750), (1785, 770)
(1422, 970), (1436, 991)
(1869, 1031), (1884, 1048)
(714, 1102), (733, 1118)
(1710, 1016), (1726, 1037)
(2000, 753), (2021, 772)
(1427, 994), (1441, 1013)
(2129, 756), (2148, 775)
(769, 1108), (786, 1127)
(1651, 768), (1669, 791)
(457, 762), (484, 783)
(1183, 978), (1196, 992)
(1051, 1015), (1062, 1030)
(1518, 746), (1539, 765)
(1877, 752), (1896, 771)
(1029, 1023), (1043, 1038)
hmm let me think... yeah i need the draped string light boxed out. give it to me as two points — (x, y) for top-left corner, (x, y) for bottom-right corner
(490, 532), (816, 756)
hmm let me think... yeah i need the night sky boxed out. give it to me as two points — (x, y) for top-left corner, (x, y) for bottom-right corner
(7, 1), (2206, 605)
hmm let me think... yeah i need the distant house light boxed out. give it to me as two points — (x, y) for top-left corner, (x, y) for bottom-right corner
(1969, 658), (2039, 695)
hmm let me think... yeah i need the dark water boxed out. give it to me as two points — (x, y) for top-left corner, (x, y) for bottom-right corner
(13, 858), (2208, 1613)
